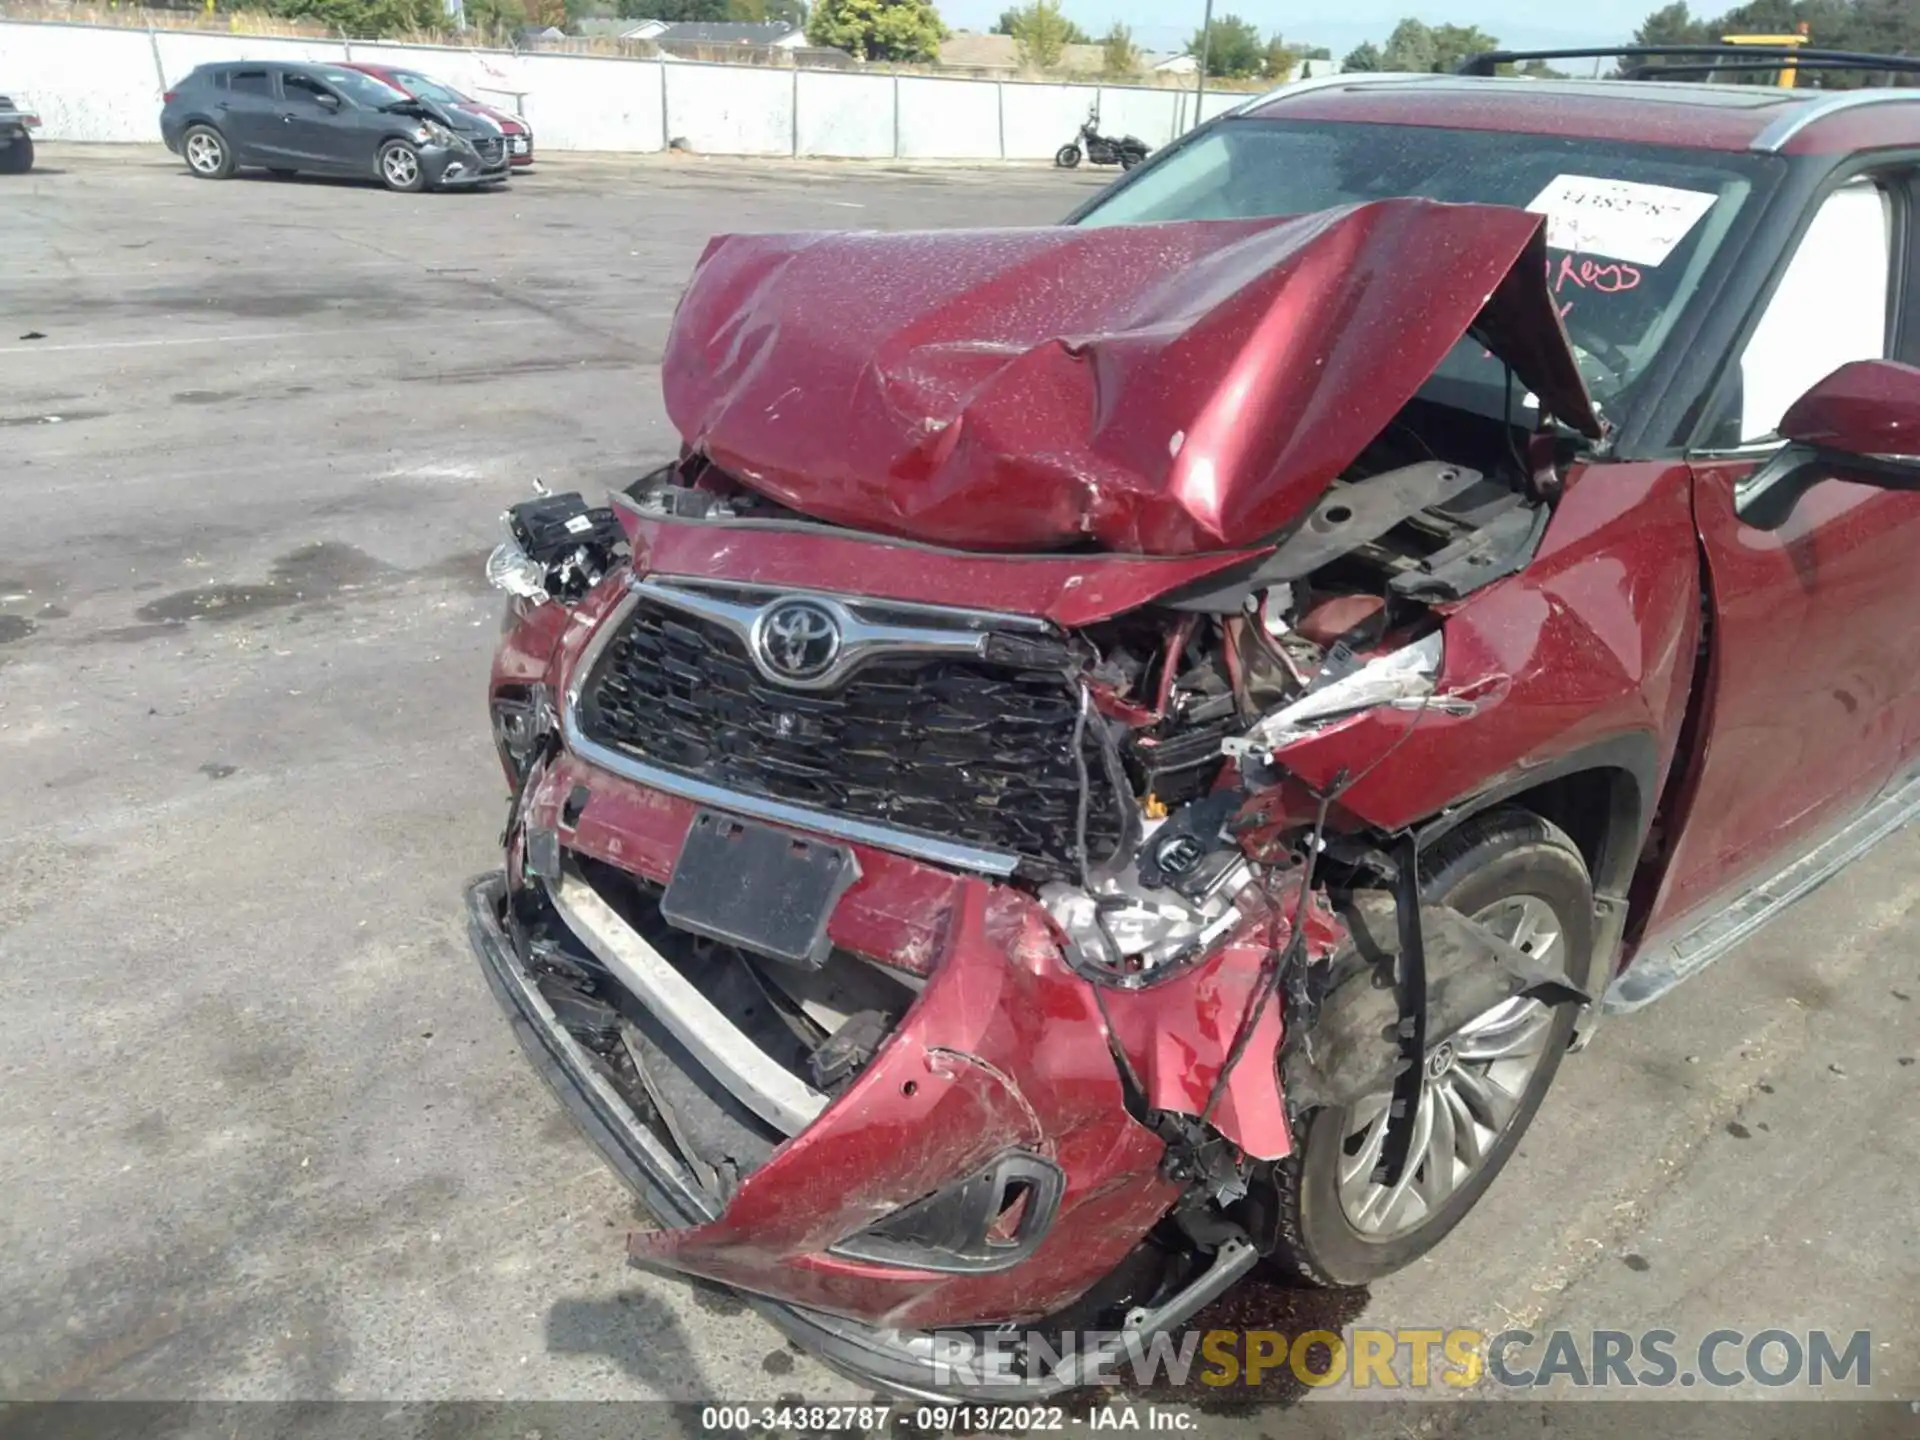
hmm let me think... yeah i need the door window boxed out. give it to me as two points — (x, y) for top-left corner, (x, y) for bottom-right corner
(282, 73), (335, 108)
(1736, 181), (1893, 442)
(228, 69), (273, 98)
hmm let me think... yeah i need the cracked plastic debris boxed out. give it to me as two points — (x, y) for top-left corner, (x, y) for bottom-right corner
(1223, 631), (1446, 759)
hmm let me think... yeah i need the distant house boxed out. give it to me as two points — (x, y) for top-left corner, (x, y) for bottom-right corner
(514, 24), (567, 45)
(571, 17), (654, 39)
(629, 20), (807, 48)
(790, 45), (860, 70)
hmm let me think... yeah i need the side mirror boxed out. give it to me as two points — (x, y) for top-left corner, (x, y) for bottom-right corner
(317, 91), (341, 110)
(1734, 359), (1920, 530)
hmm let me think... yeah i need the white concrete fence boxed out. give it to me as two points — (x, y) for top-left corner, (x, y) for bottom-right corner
(0, 17), (1253, 158)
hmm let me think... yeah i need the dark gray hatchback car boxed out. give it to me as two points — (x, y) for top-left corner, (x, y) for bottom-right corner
(160, 61), (510, 191)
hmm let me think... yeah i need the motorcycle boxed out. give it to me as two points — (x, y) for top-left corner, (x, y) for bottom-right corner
(1055, 106), (1150, 170)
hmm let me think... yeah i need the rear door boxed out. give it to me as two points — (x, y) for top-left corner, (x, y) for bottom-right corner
(217, 66), (280, 162)
(1647, 171), (1918, 935)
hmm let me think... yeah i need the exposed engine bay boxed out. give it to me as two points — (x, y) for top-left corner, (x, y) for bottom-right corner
(490, 391), (1566, 1039)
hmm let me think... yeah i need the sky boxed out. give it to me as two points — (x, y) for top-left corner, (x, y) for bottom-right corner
(945, 0), (1655, 59)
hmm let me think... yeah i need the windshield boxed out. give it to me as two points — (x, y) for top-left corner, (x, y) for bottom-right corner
(1076, 119), (1777, 422)
(391, 70), (469, 105)
(311, 67), (412, 108)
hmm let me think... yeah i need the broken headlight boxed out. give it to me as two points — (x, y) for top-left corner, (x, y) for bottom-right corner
(1040, 793), (1254, 986)
(486, 524), (550, 604)
(492, 683), (556, 787)
(1223, 630), (1445, 760)
(486, 491), (625, 606)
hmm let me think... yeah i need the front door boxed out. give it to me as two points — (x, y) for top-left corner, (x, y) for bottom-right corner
(276, 70), (363, 173)
(1646, 173), (1918, 937)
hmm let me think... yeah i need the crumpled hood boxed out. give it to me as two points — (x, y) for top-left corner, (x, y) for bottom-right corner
(660, 197), (1600, 556)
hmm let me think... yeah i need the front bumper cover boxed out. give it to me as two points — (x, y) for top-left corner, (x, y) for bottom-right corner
(422, 143), (509, 187)
(469, 871), (1208, 1400)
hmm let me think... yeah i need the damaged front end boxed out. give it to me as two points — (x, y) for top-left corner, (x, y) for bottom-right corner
(469, 200), (1611, 1396)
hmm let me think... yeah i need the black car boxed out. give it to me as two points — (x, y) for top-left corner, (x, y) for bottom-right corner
(159, 62), (510, 192)
(0, 90), (40, 174)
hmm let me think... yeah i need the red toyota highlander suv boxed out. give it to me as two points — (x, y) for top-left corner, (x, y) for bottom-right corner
(467, 54), (1920, 1397)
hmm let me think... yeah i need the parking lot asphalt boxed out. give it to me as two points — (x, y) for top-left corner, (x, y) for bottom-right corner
(1, 145), (1915, 1412)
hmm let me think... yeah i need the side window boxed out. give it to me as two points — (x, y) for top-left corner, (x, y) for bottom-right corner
(1736, 181), (1893, 442)
(229, 69), (273, 98)
(282, 74), (333, 108)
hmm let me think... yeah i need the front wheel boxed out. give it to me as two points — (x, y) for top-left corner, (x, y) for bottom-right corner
(0, 135), (32, 174)
(1054, 144), (1082, 169)
(1119, 149), (1144, 171)
(378, 140), (426, 193)
(1265, 809), (1595, 1287)
(182, 125), (233, 179)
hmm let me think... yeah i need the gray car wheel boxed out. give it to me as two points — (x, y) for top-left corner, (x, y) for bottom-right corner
(183, 125), (233, 180)
(1263, 809), (1596, 1287)
(0, 135), (32, 174)
(378, 140), (426, 193)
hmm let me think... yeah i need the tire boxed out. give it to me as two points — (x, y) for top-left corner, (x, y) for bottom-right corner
(378, 139), (426, 193)
(182, 124), (233, 180)
(0, 135), (32, 174)
(1054, 144), (1082, 169)
(1119, 149), (1144, 171)
(1265, 809), (1596, 1287)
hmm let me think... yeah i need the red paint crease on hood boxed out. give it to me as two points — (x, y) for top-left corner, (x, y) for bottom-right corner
(660, 198), (1601, 556)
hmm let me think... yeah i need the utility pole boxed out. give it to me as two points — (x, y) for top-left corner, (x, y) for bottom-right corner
(1193, 0), (1213, 129)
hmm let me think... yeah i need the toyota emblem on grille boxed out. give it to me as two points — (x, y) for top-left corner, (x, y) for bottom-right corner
(752, 598), (841, 684)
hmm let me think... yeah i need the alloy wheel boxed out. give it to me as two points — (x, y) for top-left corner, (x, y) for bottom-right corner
(383, 146), (420, 189)
(1334, 893), (1562, 1238)
(186, 132), (224, 174)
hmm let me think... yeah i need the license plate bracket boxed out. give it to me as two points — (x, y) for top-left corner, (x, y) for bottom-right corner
(660, 810), (859, 969)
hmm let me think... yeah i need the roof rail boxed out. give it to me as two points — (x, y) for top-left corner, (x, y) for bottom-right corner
(1459, 43), (1920, 81)
(1749, 88), (1920, 152)
(1227, 68), (1437, 119)
(1625, 55), (1920, 81)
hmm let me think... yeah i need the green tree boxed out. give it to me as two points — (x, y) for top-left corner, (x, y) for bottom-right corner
(806, 0), (945, 60)
(1634, 0), (1710, 44)
(1260, 31), (1299, 79)
(726, 0), (808, 20)
(617, 0), (728, 17)
(1620, 0), (1920, 88)
(993, 4), (1084, 39)
(1342, 39), (1381, 69)
(1008, 0), (1072, 67)
(1100, 20), (1140, 75)
(461, 0), (524, 30)
(1379, 17), (1435, 70)
(1301, 44), (1331, 58)
(1188, 12), (1262, 76)
(1429, 21), (1499, 71)
(268, 0), (443, 36)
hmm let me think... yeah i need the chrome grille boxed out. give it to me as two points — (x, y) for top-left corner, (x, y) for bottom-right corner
(575, 592), (1124, 875)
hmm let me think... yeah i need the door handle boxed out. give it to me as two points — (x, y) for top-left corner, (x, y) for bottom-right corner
(280, 113), (294, 123)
